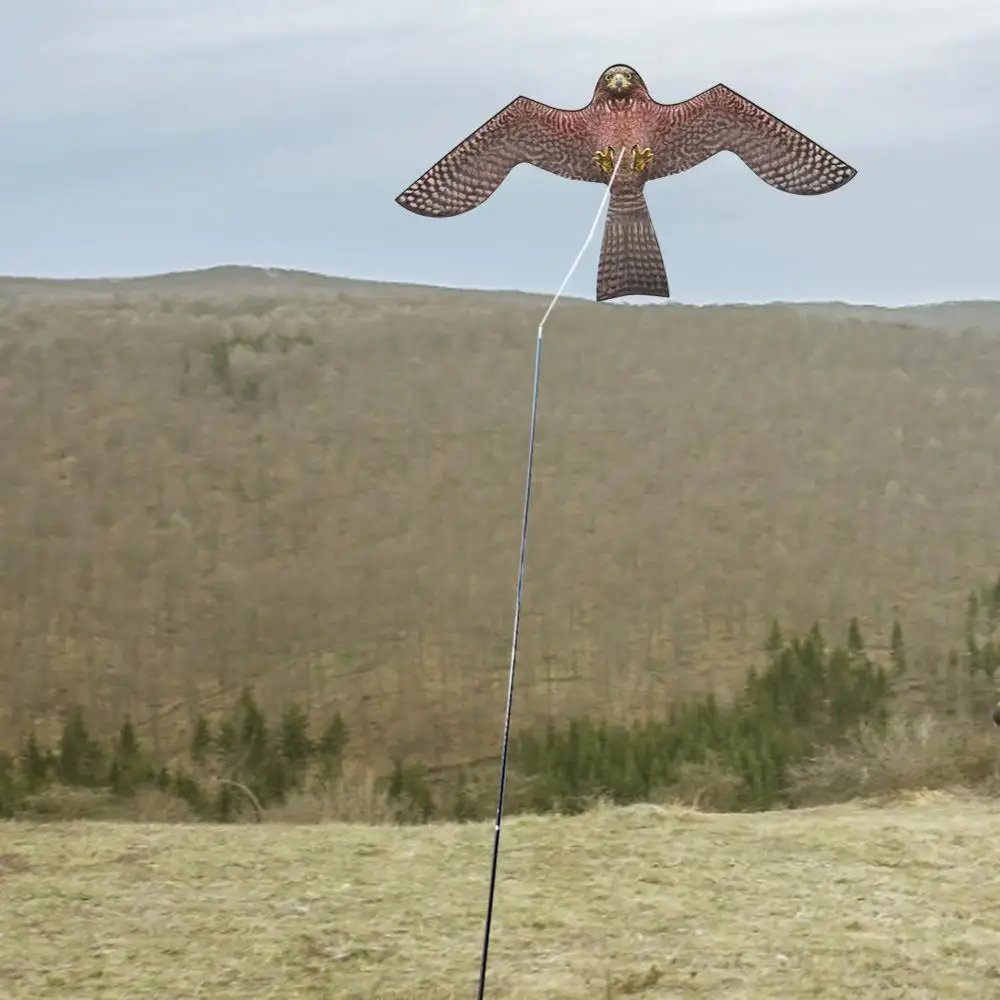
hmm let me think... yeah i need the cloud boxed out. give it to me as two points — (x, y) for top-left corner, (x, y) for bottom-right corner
(5, 0), (996, 181)
(9, 0), (1000, 133)
(1, 0), (998, 301)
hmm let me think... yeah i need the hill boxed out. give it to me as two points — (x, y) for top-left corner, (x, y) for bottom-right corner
(1, 268), (999, 767)
(791, 299), (1000, 335)
(2, 796), (997, 998)
(4, 265), (1000, 331)
(0, 265), (548, 307)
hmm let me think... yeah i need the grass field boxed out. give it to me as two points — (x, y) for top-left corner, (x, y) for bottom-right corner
(2, 267), (1000, 771)
(2, 794), (999, 998)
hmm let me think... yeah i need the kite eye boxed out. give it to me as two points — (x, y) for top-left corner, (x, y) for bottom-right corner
(605, 73), (612, 81)
(625, 71), (632, 80)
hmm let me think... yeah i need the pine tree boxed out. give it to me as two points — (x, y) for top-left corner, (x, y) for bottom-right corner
(19, 732), (51, 793)
(890, 620), (906, 675)
(765, 619), (784, 656)
(58, 707), (105, 787)
(847, 618), (865, 653)
(190, 715), (212, 765)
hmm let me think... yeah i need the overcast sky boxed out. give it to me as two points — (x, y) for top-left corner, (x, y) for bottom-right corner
(2, 0), (998, 304)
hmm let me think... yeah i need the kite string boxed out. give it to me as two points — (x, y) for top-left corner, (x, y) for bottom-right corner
(538, 146), (627, 329)
(475, 144), (626, 1000)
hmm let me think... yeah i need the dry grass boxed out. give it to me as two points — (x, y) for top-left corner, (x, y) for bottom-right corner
(2, 796), (1000, 998)
(2, 268), (1000, 769)
(790, 713), (1000, 805)
(16, 765), (403, 826)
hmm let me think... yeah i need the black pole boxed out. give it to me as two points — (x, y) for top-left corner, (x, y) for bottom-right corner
(475, 322), (544, 1000)
(473, 147), (624, 1000)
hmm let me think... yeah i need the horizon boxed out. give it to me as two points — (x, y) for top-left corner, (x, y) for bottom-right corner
(4, 1), (999, 306)
(1, 263), (998, 310)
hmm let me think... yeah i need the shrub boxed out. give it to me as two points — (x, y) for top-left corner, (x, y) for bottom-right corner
(1, 594), (997, 825)
(511, 620), (892, 813)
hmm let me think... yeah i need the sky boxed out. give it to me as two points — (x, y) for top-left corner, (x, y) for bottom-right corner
(2, 0), (999, 304)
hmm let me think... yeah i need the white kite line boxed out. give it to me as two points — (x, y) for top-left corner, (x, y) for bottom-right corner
(538, 145), (628, 330)
(476, 143), (627, 1000)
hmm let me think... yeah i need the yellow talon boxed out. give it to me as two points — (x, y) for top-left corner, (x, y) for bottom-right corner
(593, 146), (615, 174)
(631, 145), (654, 173)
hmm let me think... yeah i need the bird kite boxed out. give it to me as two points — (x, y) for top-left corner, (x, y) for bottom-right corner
(395, 64), (857, 302)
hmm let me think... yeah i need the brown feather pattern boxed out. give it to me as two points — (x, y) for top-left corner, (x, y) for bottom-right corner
(396, 66), (857, 300)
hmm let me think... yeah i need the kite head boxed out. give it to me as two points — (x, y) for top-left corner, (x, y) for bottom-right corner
(595, 64), (645, 100)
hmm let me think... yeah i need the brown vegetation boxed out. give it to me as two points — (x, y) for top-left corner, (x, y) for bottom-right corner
(2, 268), (1000, 773)
(3, 796), (999, 998)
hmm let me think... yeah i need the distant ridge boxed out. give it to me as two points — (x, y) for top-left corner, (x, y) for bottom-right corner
(789, 300), (1000, 334)
(1, 265), (998, 332)
(0, 265), (553, 307)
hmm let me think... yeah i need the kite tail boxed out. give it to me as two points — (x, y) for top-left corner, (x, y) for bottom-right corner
(595, 187), (669, 302)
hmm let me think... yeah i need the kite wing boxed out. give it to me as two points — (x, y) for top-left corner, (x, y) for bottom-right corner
(395, 97), (602, 218)
(646, 84), (856, 194)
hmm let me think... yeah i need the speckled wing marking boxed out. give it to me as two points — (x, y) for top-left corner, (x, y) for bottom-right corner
(596, 189), (669, 301)
(396, 97), (602, 218)
(646, 84), (856, 194)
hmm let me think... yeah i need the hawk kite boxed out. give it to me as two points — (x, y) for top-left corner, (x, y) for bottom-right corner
(396, 64), (857, 302)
